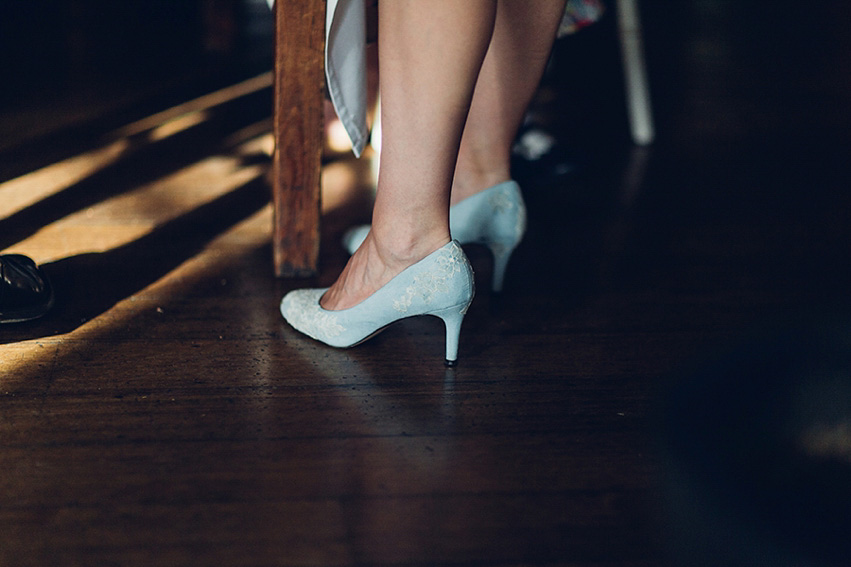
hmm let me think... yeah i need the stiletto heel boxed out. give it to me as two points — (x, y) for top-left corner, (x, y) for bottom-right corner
(488, 242), (517, 293)
(433, 304), (469, 366)
(342, 180), (527, 293)
(281, 241), (475, 363)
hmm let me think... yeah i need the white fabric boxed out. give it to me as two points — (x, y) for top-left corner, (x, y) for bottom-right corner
(267, 0), (369, 157)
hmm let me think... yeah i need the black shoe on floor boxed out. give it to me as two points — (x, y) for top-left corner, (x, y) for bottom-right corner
(0, 254), (54, 324)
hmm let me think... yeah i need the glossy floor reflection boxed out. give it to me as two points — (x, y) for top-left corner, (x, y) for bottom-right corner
(2, 1), (851, 566)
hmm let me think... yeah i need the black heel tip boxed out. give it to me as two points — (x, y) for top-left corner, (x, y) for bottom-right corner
(444, 359), (458, 368)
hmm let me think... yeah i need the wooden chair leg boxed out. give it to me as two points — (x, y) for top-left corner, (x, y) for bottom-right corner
(272, 0), (326, 277)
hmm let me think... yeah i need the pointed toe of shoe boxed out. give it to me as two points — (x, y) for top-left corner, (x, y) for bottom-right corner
(280, 288), (347, 346)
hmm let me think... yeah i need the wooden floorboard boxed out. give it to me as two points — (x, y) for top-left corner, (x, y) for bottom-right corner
(2, 1), (851, 566)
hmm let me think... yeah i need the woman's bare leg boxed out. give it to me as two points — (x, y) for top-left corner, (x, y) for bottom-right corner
(451, 0), (567, 205)
(321, 0), (497, 310)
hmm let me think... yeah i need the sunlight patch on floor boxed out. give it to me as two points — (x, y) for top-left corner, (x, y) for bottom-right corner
(0, 139), (130, 221)
(5, 155), (265, 264)
(0, 204), (273, 383)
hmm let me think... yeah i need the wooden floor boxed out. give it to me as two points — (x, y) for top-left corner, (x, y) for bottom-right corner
(2, 2), (850, 566)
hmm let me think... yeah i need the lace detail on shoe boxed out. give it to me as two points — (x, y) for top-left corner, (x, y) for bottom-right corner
(393, 243), (465, 313)
(283, 289), (345, 339)
(488, 188), (516, 214)
(488, 185), (526, 250)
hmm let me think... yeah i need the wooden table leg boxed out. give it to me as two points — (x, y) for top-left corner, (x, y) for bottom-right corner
(272, 0), (325, 277)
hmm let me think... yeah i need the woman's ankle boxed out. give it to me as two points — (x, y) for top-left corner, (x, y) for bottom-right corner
(451, 168), (511, 205)
(368, 225), (451, 268)
(319, 229), (450, 311)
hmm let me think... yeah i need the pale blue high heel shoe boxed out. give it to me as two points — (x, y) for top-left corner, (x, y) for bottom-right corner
(280, 240), (475, 366)
(342, 180), (526, 292)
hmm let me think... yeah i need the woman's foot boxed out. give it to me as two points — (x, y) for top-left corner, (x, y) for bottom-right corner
(281, 240), (475, 365)
(450, 169), (513, 206)
(321, 230), (451, 311)
(342, 180), (526, 292)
